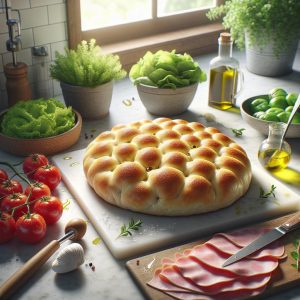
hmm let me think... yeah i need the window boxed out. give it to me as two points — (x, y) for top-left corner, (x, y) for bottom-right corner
(67, 0), (224, 69)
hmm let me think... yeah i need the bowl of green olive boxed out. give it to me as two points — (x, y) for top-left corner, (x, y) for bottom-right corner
(240, 88), (300, 138)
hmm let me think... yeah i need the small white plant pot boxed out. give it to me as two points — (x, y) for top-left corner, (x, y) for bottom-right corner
(136, 83), (198, 116)
(245, 33), (298, 77)
(60, 81), (113, 120)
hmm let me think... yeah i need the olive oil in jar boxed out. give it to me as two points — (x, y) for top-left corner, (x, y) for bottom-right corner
(208, 32), (241, 110)
(208, 66), (238, 110)
(258, 148), (291, 171)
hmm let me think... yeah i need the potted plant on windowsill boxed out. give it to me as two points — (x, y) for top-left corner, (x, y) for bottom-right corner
(129, 50), (207, 116)
(50, 39), (126, 119)
(207, 0), (300, 77)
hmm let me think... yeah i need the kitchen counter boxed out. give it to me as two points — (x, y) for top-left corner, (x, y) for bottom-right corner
(0, 49), (300, 300)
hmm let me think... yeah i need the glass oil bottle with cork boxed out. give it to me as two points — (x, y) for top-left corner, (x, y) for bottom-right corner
(208, 32), (243, 110)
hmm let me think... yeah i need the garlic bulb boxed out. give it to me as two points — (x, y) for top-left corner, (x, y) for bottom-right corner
(52, 243), (85, 274)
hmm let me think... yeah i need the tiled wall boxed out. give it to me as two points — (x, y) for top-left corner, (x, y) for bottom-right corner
(0, 0), (68, 110)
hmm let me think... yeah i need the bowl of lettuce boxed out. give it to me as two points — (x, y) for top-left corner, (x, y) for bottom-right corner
(0, 98), (82, 156)
(129, 50), (206, 116)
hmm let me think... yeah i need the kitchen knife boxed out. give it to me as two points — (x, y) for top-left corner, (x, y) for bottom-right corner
(222, 212), (300, 267)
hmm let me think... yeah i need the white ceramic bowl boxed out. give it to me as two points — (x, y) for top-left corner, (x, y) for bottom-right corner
(137, 83), (198, 116)
(240, 95), (300, 138)
(0, 110), (82, 156)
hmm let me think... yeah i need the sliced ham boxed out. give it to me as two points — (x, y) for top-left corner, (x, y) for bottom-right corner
(147, 226), (284, 300)
(189, 244), (279, 277)
(206, 234), (285, 259)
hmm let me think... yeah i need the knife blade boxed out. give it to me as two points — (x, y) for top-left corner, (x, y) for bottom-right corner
(222, 212), (300, 267)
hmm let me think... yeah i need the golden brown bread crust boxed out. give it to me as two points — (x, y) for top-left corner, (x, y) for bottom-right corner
(83, 118), (252, 216)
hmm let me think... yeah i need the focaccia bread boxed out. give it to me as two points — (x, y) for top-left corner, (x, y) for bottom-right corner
(83, 118), (252, 216)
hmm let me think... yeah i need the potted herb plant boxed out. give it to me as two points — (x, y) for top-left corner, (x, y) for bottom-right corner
(207, 0), (300, 76)
(129, 50), (207, 116)
(50, 39), (126, 119)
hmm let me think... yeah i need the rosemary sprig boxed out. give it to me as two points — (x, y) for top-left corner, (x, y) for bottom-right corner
(231, 128), (245, 137)
(259, 184), (276, 199)
(117, 218), (143, 238)
(291, 239), (300, 271)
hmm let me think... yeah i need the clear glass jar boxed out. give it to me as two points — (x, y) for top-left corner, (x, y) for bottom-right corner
(208, 32), (243, 110)
(258, 122), (291, 170)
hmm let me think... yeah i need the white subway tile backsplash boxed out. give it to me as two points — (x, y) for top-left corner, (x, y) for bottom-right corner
(3, 48), (33, 66)
(20, 7), (48, 29)
(50, 40), (67, 60)
(30, 0), (63, 7)
(48, 3), (66, 24)
(52, 78), (61, 96)
(0, 0), (68, 104)
(0, 13), (8, 34)
(20, 28), (34, 49)
(0, 33), (8, 54)
(0, 90), (8, 110)
(33, 22), (65, 45)
(0, 72), (6, 90)
(11, 0), (31, 9)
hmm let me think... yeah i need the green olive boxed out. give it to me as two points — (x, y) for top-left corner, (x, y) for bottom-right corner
(259, 112), (280, 122)
(266, 107), (284, 115)
(277, 111), (290, 123)
(269, 88), (287, 99)
(269, 96), (288, 109)
(286, 92), (298, 106)
(253, 111), (265, 119)
(292, 112), (300, 124)
(285, 106), (294, 113)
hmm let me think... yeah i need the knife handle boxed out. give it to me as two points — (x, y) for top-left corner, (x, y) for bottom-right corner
(281, 212), (300, 232)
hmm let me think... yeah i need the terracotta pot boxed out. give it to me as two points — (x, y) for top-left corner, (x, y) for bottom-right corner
(60, 81), (113, 120)
(137, 83), (198, 116)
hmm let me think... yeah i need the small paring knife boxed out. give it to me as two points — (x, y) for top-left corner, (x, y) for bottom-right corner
(222, 212), (300, 267)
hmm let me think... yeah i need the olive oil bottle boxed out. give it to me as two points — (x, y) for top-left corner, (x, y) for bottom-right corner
(208, 32), (241, 110)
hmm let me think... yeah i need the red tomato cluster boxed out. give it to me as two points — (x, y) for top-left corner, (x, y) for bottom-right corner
(0, 154), (63, 244)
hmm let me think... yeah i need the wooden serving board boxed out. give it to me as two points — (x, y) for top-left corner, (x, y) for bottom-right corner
(126, 212), (300, 300)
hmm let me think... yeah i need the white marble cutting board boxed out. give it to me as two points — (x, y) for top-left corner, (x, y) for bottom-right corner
(53, 149), (300, 259)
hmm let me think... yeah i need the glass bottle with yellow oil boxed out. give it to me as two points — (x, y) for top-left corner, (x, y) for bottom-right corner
(258, 122), (291, 171)
(208, 32), (242, 110)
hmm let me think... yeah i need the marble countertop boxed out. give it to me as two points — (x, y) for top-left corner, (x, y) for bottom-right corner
(0, 49), (300, 300)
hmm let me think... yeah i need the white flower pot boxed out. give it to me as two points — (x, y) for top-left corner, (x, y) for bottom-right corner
(60, 81), (113, 120)
(245, 33), (298, 77)
(137, 83), (198, 116)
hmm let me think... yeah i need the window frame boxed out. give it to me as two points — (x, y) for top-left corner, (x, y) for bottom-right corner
(66, 0), (224, 69)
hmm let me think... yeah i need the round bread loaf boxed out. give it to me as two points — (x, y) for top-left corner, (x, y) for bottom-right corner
(83, 118), (252, 216)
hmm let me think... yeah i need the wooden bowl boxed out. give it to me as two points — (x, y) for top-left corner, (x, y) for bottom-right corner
(0, 110), (82, 156)
(240, 95), (300, 138)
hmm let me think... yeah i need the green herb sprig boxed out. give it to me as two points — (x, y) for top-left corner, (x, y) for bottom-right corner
(117, 218), (143, 238)
(259, 184), (276, 199)
(291, 239), (300, 271)
(231, 128), (245, 137)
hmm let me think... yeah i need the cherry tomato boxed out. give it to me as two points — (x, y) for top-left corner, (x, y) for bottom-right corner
(1, 193), (28, 220)
(16, 214), (46, 244)
(0, 168), (8, 182)
(23, 154), (49, 179)
(0, 179), (23, 197)
(33, 196), (63, 225)
(24, 181), (51, 204)
(33, 165), (62, 191)
(0, 212), (16, 243)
